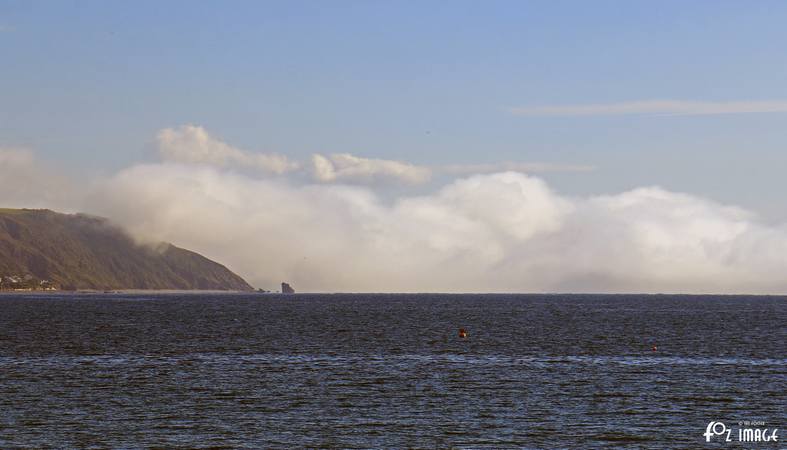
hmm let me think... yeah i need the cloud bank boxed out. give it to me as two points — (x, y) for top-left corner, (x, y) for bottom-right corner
(157, 125), (433, 184)
(0, 148), (76, 210)
(312, 153), (432, 184)
(80, 161), (787, 294)
(157, 125), (299, 174)
(7, 133), (787, 293)
(156, 125), (590, 185)
(441, 162), (596, 175)
(510, 100), (787, 117)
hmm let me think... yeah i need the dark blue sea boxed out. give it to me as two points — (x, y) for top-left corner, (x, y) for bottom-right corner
(0, 293), (784, 448)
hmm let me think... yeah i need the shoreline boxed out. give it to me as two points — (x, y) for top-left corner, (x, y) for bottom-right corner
(2, 290), (787, 297)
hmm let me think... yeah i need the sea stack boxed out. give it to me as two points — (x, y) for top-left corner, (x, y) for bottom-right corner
(281, 282), (295, 294)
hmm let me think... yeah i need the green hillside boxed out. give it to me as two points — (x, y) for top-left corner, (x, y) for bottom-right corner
(0, 209), (253, 291)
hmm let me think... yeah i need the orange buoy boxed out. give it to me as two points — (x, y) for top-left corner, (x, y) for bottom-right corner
(458, 328), (467, 339)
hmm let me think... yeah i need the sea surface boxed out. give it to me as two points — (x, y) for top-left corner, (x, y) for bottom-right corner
(0, 293), (784, 449)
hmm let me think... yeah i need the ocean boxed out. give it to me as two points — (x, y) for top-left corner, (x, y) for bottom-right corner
(0, 293), (784, 448)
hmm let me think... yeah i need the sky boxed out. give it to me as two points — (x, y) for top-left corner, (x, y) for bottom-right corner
(3, 1), (787, 292)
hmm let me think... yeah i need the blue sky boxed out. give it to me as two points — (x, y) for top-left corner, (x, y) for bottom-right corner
(3, 0), (787, 217)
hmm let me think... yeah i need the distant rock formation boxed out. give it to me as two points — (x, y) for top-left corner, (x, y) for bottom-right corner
(281, 282), (295, 294)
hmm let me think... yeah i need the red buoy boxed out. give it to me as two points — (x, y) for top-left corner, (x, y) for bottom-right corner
(459, 328), (467, 338)
(652, 345), (657, 352)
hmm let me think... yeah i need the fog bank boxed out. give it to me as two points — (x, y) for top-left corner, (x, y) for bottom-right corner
(5, 142), (787, 293)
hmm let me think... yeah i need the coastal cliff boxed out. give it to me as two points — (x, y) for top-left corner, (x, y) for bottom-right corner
(0, 208), (253, 291)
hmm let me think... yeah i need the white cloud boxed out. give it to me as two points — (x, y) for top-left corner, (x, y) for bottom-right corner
(0, 147), (34, 166)
(311, 153), (432, 184)
(10, 142), (787, 294)
(156, 125), (430, 184)
(0, 148), (77, 210)
(156, 125), (586, 184)
(157, 125), (299, 174)
(441, 162), (595, 175)
(83, 162), (787, 294)
(510, 100), (787, 117)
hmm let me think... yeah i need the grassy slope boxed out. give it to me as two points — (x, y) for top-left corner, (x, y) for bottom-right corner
(0, 209), (253, 290)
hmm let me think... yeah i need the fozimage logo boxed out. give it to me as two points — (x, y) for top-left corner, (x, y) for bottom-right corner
(705, 421), (730, 442)
(704, 421), (779, 444)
